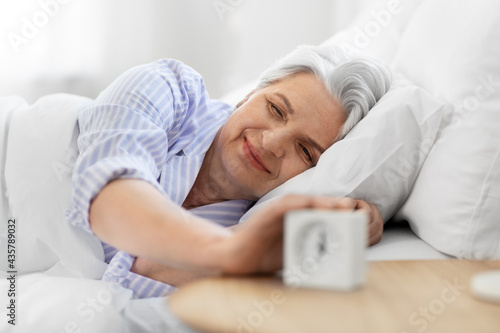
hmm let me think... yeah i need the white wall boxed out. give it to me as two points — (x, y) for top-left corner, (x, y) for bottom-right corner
(0, 0), (364, 103)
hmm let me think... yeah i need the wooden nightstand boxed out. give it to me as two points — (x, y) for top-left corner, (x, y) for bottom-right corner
(169, 260), (500, 333)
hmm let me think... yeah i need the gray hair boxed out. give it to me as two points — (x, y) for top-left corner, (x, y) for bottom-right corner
(257, 45), (392, 140)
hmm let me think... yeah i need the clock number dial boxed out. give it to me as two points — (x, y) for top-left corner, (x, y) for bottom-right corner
(297, 222), (341, 275)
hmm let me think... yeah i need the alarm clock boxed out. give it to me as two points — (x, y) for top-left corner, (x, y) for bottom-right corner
(283, 209), (367, 291)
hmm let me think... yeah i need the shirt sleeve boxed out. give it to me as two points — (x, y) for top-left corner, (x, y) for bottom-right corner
(66, 59), (205, 234)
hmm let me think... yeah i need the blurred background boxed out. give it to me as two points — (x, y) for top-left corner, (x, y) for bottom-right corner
(0, 0), (371, 103)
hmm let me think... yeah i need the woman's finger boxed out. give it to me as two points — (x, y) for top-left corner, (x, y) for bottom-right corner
(354, 200), (383, 246)
(274, 195), (357, 212)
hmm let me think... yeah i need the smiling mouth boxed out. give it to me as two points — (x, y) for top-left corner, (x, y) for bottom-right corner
(243, 138), (270, 173)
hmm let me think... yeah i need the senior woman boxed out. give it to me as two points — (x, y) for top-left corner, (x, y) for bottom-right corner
(67, 45), (391, 298)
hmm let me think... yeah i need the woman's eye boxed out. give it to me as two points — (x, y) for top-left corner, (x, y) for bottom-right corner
(301, 145), (313, 162)
(271, 104), (284, 119)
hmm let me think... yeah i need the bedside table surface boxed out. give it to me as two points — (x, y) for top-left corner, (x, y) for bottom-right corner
(168, 260), (500, 333)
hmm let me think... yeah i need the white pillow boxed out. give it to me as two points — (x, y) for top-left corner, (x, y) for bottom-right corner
(241, 74), (446, 223)
(3, 94), (108, 277)
(393, 0), (500, 259)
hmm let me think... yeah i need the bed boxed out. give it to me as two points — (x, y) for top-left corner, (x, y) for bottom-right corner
(1, 0), (499, 332)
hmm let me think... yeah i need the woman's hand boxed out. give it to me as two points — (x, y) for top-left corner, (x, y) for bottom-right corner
(219, 195), (361, 275)
(353, 199), (383, 246)
(220, 195), (383, 276)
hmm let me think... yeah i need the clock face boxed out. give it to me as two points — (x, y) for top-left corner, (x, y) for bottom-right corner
(296, 221), (341, 275)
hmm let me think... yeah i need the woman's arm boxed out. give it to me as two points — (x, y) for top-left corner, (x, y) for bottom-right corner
(126, 197), (383, 286)
(130, 257), (216, 288)
(89, 178), (232, 272)
(91, 178), (365, 276)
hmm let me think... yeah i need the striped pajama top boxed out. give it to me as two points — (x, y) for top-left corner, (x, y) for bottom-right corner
(65, 59), (253, 298)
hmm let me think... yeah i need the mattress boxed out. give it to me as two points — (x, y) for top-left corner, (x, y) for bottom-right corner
(366, 221), (452, 261)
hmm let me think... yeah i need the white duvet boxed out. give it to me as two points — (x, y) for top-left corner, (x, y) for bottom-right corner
(0, 94), (200, 333)
(0, 94), (125, 332)
(1, 94), (105, 277)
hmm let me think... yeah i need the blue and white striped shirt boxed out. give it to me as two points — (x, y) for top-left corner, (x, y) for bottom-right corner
(66, 59), (253, 298)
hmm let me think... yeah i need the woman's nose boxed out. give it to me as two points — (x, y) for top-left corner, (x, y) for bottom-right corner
(262, 129), (287, 158)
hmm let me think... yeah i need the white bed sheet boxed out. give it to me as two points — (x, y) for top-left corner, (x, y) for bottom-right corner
(366, 222), (452, 261)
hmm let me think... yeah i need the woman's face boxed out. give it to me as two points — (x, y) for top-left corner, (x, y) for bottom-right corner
(213, 72), (346, 201)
